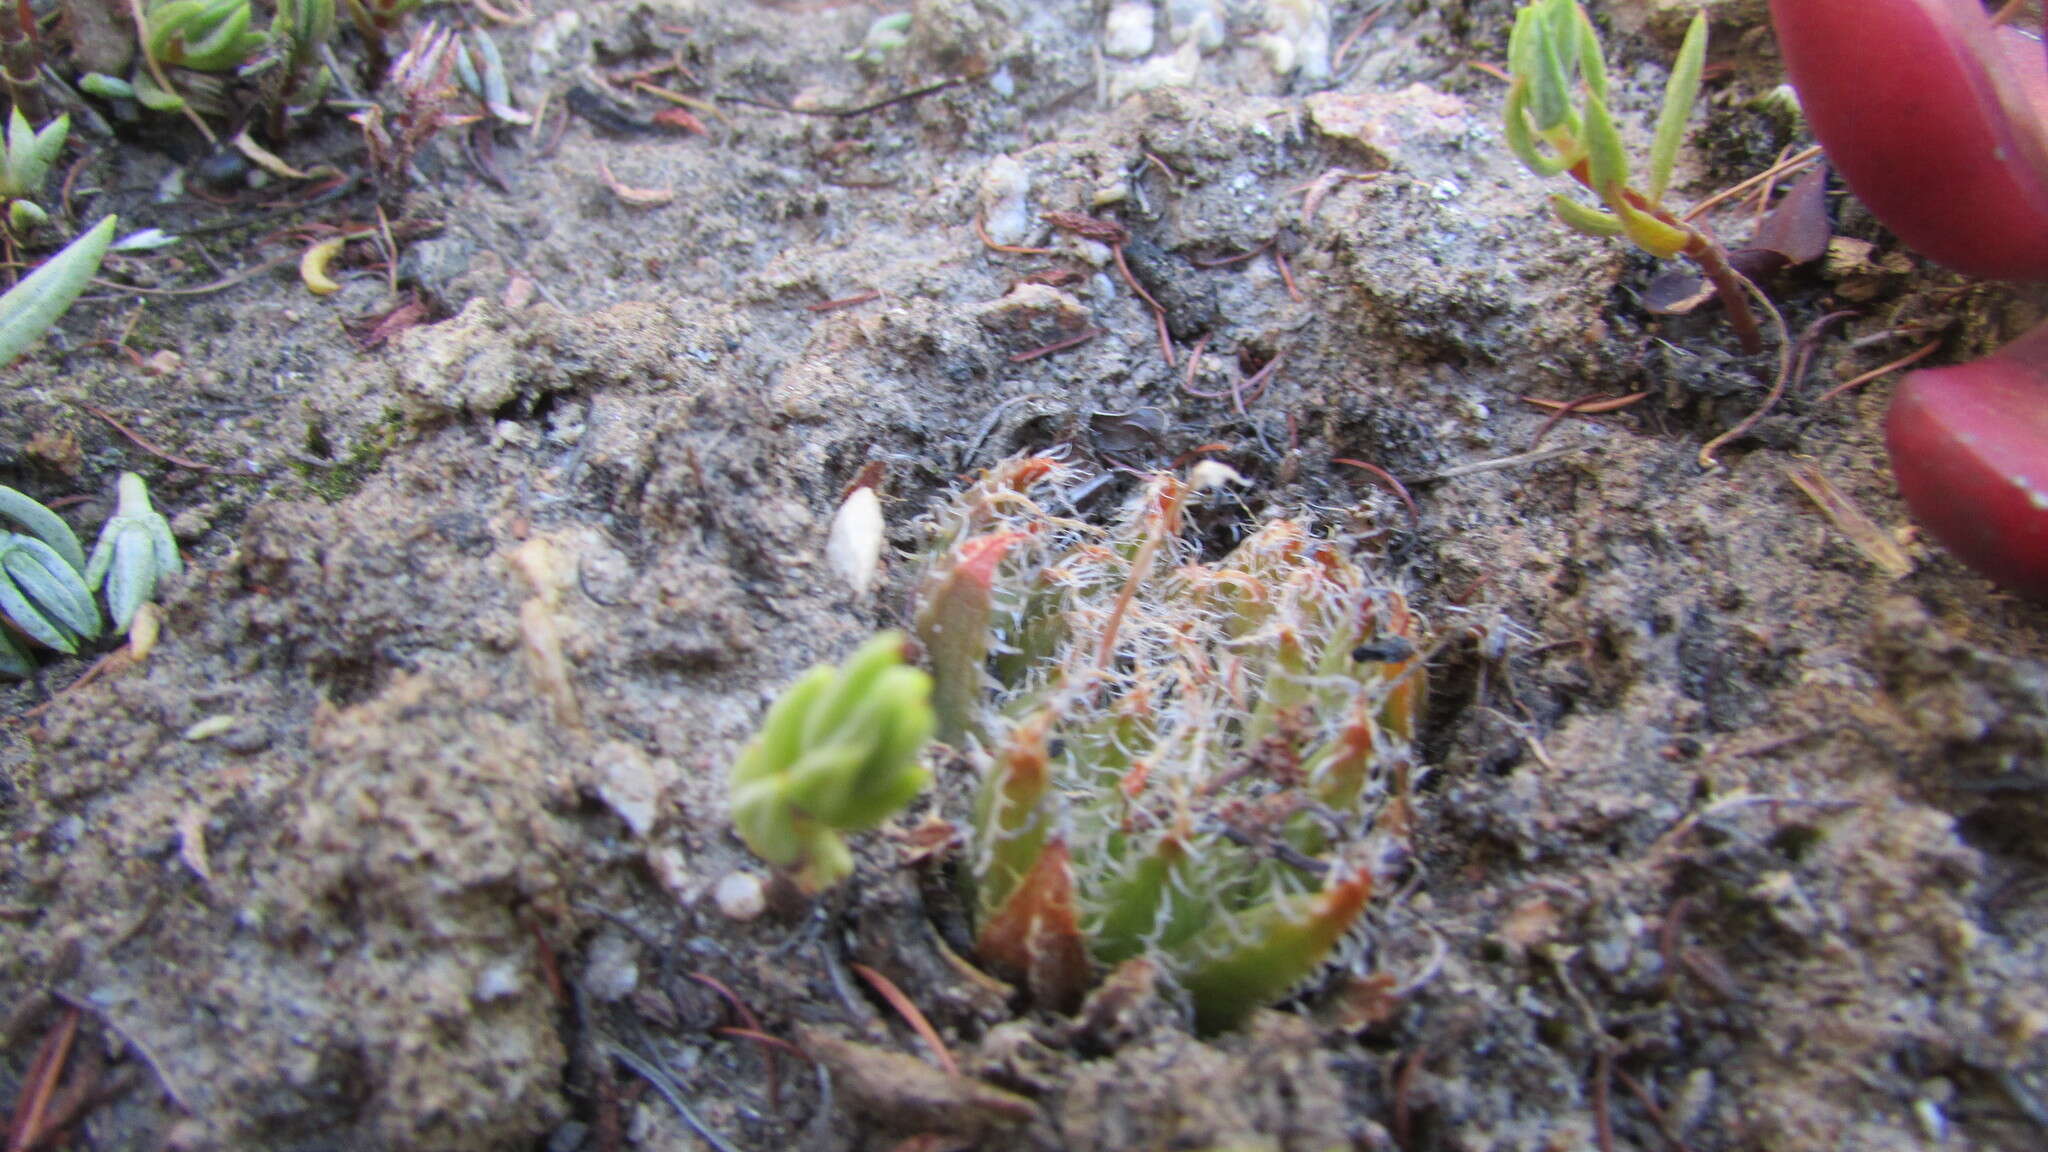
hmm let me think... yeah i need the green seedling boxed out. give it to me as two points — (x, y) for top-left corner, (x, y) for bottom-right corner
(729, 631), (936, 893)
(145, 0), (269, 72)
(846, 12), (912, 62)
(0, 488), (101, 675)
(253, 0), (337, 130)
(85, 473), (182, 634)
(1504, 0), (1762, 354)
(914, 457), (1428, 1030)
(0, 215), (117, 365)
(0, 107), (66, 233)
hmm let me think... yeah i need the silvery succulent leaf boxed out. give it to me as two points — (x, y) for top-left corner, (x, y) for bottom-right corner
(0, 216), (117, 365)
(84, 473), (184, 632)
(0, 533), (103, 652)
(0, 485), (87, 572)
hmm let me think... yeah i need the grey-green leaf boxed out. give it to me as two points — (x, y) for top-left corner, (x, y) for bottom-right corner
(5, 537), (101, 639)
(0, 486), (86, 572)
(106, 524), (157, 632)
(0, 215), (117, 366)
(0, 550), (78, 651)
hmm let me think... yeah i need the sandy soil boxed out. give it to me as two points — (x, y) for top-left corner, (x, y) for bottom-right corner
(3, 0), (2047, 1149)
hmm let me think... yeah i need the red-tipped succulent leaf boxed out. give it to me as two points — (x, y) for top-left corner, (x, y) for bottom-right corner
(1769, 0), (2048, 280)
(1887, 319), (2048, 597)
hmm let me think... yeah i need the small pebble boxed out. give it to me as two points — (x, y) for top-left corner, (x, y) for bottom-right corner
(591, 740), (661, 838)
(978, 156), (1033, 247)
(713, 871), (768, 921)
(474, 959), (522, 1002)
(1104, 2), (1157, 59)
(582, 930), (640, 1002)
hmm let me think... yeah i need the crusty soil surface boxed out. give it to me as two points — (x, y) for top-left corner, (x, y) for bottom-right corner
(4, 1), (2046, 1149)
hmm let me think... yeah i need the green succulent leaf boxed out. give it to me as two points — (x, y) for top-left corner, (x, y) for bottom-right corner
(0, 486), (87, 573)
(1506, 4), (1539, 82)
(83, 473), (183, 633)
(1503, 79), (1571, 178)
(1573, 3), (1608, 105)
(728, 631), (934, 891)
(79, 73), (138, 99)
(272, 0), (337, 59)
(1548, 193), (1624, 237)
(0, 534), (103, 652)
(1581, 90), (1630, 203)
(8, 201), (49, 233)
(1, 110), (68, 201)
(921, 458), (1429, 1029)
(1614, 197), (1693, 259)
(1528, 13), (1576, 134)
(1648, 11), (1709, 204)
(914, 532), (1016, 745)
(131, 70), (188, 112)
(148, 0), (269, 71)
(0, 216), (117, 367)
(1175, 870), (1374, 1033)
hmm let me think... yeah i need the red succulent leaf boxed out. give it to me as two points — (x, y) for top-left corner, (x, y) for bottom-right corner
(1886, 319), (2048, 597)
(974, 838), (1090, 1013)
(1769, 0), (2048, 280)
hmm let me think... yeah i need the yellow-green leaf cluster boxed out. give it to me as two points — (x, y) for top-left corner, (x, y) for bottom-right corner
(729, 632), (935, 892)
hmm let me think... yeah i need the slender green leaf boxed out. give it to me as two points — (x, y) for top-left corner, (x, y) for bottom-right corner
(0, 216), (118, 366)
(1504, 79), (1571, 177)
(78, 73), (137, 99)
(1582, 91), (1630, 201)
(1648, 11), (1709, 203)
(1529, 15), (1574, 132)
(1507, 5), (1539, 82)
(1574, 4), (1608, 105)
(1549, 193), (1625, 237)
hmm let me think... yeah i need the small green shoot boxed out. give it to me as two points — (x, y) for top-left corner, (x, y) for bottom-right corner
(145, 0), (270, 72)
(1504, 0), (1762, 354)
(846, 12), (912, 62)
(729, 632), (935, 892)
(0, 107), (66, 233)
(84, 473), (183, 634)
(0, 215), (117, 365)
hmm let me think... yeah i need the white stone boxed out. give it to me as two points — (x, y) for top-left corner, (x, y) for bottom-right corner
(583, 931), (639, 1002)
(474, 959), (522, 1002)
(714, 871), (768, 921)
(591, 740), (664, 838)
(1104, 2), (1157, 59)
(978, 156), (1033, 247)
(827, 485), (884, 596)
